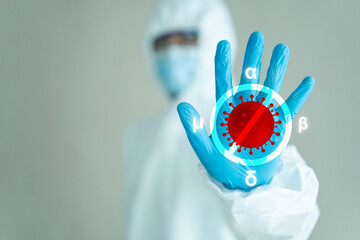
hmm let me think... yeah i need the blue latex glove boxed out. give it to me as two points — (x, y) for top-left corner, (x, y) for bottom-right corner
(177, 31), (315, 191)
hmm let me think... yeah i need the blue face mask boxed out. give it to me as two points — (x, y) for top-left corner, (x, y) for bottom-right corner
(155, 46), (199, 97)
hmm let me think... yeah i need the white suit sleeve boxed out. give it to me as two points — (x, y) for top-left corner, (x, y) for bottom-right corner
(199, 146), (320, 240)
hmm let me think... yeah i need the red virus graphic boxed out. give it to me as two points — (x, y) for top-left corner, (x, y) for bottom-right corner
(221, 95), (281, 155)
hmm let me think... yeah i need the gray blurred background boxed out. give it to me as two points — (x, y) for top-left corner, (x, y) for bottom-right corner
(0, 0), (359, 239)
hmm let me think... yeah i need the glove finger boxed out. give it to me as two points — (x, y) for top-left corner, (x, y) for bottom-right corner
(215, 40), (233, 101)
(257, 43), (289, 102)
(177, 102), (214, 168)
(285, 76), (315, 118)
(264, 43), (289, 92)
(239, 31), (264, 87)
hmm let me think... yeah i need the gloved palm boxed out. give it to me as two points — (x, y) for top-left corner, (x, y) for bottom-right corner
(177, 32), (314, 190)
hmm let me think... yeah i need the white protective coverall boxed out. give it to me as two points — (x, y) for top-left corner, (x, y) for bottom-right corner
(123, 0), (320, 239)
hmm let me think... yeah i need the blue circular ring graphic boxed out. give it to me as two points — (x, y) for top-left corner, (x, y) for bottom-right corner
(210, 84), (292, 166)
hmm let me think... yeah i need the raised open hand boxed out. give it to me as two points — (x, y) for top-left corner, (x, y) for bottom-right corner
(178, 32), (314, 190)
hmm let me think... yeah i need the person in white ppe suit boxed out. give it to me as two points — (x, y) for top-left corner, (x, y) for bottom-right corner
(123, 0), (319, 239)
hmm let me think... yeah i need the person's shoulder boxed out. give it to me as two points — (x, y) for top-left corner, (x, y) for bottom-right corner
(122, 110), (166, 151)
(121, 113), (164, 164)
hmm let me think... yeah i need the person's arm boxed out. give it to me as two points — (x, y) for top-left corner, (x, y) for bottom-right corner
(178, 32), (319, 238)
(199, 146), (319, 239)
